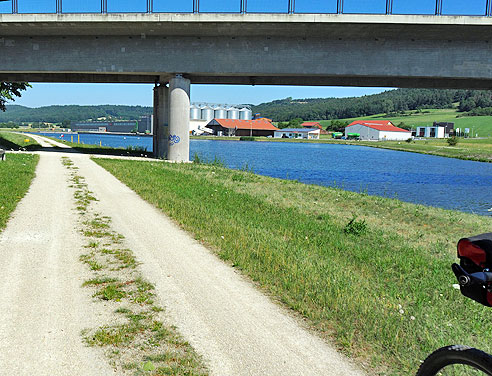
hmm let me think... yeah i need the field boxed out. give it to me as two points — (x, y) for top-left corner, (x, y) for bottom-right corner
(95, 158), (492, 376)
(319, 109), (492, 137)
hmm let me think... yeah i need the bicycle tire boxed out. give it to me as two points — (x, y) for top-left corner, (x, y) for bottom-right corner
(417, 345), (492, 375)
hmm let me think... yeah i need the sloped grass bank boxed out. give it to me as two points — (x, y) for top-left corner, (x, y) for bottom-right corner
(355, 138), (492, 163)
(0, 153), (39, 230)
(0, 131), (39, 151)
(94, 159), (492, 375)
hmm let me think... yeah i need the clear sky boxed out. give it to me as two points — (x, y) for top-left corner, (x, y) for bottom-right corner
(2, 0), (488, 107)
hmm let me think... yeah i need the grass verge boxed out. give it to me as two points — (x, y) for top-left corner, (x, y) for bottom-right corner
(94, 158), (492, 376)
(0, 153), (39, 231)
(62, 157), (208, 376)
(0, 131), (40, 151)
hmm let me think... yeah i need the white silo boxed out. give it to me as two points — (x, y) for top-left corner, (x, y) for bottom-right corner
(201, 105), (215, 121)
(227, 107), (240, 119)
(214, 106), (227, 119)
(239, 107), (253, 120)
(190, 104), (201, 120)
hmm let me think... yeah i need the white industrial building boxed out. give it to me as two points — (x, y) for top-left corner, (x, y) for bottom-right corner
(274, 128), (320, 140)
(415, 126), (446, 138)
(345, 120), (411, 141)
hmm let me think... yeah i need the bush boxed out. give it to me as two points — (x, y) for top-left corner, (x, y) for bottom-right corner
(447, 136), (459, 146)
(405, 138), (413, 143)
(239, 136), (256, 141)
(344, 216), (367, 236)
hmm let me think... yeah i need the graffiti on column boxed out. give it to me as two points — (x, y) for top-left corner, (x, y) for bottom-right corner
(169, 134), (181, 146)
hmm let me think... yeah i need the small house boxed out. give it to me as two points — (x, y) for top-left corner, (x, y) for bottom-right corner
(274, 128), (320, 140)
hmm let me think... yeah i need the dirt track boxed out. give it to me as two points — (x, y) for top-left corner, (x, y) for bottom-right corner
(0, 137), (366, 375)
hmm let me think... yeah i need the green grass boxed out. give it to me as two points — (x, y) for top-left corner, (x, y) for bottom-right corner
(0, 131), (40, 150)
(0, 153), (39, 230)
(94, 158), (492, 376)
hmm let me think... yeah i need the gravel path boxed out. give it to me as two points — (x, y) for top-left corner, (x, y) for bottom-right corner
(1, 135), (366, 376)
(0, 152), (114, 376)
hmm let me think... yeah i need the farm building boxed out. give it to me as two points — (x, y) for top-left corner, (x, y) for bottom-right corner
(300, 122), (323, 130)
(415, 122), (454, 138)
(206, 118), (279, 137)
(274, 128), (320, 140)
(345, 120), (411, 141)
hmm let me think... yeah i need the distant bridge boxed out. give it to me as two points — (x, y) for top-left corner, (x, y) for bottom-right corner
(2, 10), (492, 160)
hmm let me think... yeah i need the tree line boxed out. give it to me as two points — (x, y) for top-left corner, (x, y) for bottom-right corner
(0, 104), (153, 124)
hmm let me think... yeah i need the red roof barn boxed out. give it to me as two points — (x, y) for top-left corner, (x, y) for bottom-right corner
(206, 118), (279, 137)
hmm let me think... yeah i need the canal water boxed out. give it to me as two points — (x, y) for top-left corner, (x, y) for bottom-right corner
(36, 132), (492, 216)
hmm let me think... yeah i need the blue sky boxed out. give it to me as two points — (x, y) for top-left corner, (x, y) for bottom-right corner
(2, 0), (488, 107)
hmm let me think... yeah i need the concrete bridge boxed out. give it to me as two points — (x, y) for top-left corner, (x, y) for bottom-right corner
(2, 13), (492, 160)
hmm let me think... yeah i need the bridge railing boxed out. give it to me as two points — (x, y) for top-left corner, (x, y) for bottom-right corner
(1, 0), (491, 17)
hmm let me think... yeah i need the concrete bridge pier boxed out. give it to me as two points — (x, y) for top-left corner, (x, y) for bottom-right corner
(168, 75), (191, 162)
(153, 84), (169, 159)
(152, 75), (190, 162)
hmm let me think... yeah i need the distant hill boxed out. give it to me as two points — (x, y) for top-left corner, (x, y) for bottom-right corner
(250, 88), (492, 122)
(0, 104), (153, 124)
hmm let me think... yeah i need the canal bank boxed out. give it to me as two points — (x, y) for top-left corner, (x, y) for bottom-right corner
(94, 157), (492, 376)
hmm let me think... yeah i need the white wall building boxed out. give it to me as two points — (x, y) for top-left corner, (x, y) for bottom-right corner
(345, 120), (411, 141)
(274, 128), (320, 139)
(416, 126), (446, 138)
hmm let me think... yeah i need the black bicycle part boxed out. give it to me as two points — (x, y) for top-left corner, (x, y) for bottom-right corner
(416, 345), (492, 375)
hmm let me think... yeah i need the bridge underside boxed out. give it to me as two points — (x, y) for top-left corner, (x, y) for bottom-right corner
(3, 13), (492, 160)
(1, 73), (492, 90)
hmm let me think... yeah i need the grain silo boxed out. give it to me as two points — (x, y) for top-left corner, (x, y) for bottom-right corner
(227, 107), (240, 119)
(201, 105), (215, 121)
(239, 107), (253, 120)
(214, 106), (227, 119)
(190, 104), (201, 120)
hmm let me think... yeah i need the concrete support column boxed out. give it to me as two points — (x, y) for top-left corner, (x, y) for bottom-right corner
(153, 84), (169, 159)
(168, 75), (190, 162)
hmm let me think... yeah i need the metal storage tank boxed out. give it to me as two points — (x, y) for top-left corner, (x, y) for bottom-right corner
(201, 106), (215, 121)
(239, 107), (253, 120)
(227, 107), (240, 119)
(190, 104), (201, 120)
(214, 107), (227, 119)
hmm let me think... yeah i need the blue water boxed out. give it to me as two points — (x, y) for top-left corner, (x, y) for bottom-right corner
(36, 132), (492, 216)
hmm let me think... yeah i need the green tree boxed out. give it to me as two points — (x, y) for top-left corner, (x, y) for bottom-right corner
(288, 118), (304, 127)
(0, 83), (30, 112)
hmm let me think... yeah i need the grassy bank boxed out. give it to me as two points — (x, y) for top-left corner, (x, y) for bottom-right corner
(353, 138), (492, 163)
(0, 131), (39, 150)
(0, 153), (39, 230)
(94, 158), (492, 375)
(54, 137), (153, 158)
